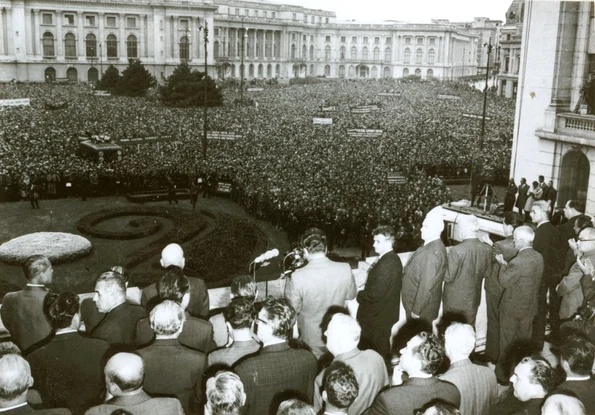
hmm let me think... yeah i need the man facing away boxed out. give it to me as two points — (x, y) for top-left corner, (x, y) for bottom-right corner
(204, 371), (246, 415)
(443, 214), (492, 327)
(402, 213), (448, 329)
(141, 243), (209, 318)
(356, 225), (403, 360)
(84, 353), (184, 415)
(321, 361), (359, 415)
(1, 255), (54, 352)
(439, 323), (497, 415)
(314, 314), (388, 415)
(284, 229), (356, 358)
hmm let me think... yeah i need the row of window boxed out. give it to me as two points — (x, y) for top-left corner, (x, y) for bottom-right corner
(41, 12), (140, 28)
(291, 34), (436, 46)
(282, 45), (436, 64)
(42, 32), (138, 59)
(225, 7), (330, 24)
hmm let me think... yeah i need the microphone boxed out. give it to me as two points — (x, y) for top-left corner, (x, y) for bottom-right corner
(254, 249), (280, 263)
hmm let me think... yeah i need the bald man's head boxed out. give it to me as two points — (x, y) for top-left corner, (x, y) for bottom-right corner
(0, 355), (33, 403)
(160, 244), (185, 269)
(513, 226), (535, 250)
(105, 353), (144, 395)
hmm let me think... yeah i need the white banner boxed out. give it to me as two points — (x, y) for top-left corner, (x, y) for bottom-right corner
(247, 87), (264, 92)
(0, 98), (30, 107)
(313, 118), (333, 125)
(207, 131), (242, 140)
(347, 129), (383, 138)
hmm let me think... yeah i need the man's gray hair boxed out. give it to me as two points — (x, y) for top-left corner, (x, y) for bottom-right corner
(206, 371), (245, 415)
(150, 300), (185, 336)
(0, 354), (31, 401)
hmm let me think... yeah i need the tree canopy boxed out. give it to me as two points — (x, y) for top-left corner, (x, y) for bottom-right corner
(96, 60), (155, 97)
(159, 62), (223, 107)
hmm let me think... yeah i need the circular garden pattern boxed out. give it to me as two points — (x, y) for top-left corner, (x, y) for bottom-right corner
(0, 232), (92, 264)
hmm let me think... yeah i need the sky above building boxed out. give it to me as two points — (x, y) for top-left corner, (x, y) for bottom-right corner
(275, 0), (513, 23)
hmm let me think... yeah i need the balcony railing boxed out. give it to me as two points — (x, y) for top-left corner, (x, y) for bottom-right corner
(558, 113), (595, 139)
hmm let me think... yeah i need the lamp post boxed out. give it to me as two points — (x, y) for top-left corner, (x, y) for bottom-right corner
(99, 43), (103, 79)
(240, 16), (246, 105)
(462, 48), (466, 78)
(199, 22), (209, 160)
(480, 37), (494, 148)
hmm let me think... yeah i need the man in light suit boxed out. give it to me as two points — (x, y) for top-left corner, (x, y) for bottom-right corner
(0, 354), (71, 414)
(136, 301), (206, 414)
(443, 215), (492, 327)
(314, 314), (388, 415)
(81, 271), (147, 349)
(84, 353), (184, 415)
(234, 298), (317, 415)
(141, 243), (210, 318)
(402, 213), (448, 329)
(285, 229), (357, 358)
(439, 323), (497, 415)
(495, 226), (544, 383)
(1, 256), (53, 352)
(356, 225), (402, 360)
(516, 178), (530, 219)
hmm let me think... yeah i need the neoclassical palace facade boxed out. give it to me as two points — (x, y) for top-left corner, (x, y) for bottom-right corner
(0, 0), (480, 82)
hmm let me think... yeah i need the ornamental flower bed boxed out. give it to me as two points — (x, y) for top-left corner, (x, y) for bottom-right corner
(0, 232), (92, 265)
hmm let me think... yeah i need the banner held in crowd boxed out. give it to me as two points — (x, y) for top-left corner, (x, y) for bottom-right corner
(0, 98), (30, 107)
(313, 118), (333, 125)
(118, 135), (174, 145)
(206, 131), (242, 140)
(347, 129), (383, 138)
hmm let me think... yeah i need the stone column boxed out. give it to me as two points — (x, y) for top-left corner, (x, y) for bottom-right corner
(172, 16), (178, 59)
(56, 11), (62, 57)
(119, 13), (125, 59)
(77, 11), (83, 58)
(138, 14), (145, 58)
(24, 8), (31, 55)
(98, 12), (105, 60)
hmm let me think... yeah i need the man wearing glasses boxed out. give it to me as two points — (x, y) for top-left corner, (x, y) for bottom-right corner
(233, 298), (317, 415)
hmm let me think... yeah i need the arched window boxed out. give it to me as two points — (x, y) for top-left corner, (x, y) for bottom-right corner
(258, 64), (263, 77)
(340, 46), (346, 60)
(559, 151), (590, 206)
(43, 32), (55, 57)
(373, 47), (379, 60)
(324, 65), (330, 76)
(415, 68), (421, 76)
(127, 35), (138, 58)
(44, 67), (56, 82)
(351, 46), (357, 60)
(64, 33), (76, 58)
(214, 41), (220, 58)
(428, 49), (435, 65)
(362, 47), (368, 60)
(179, 36), (189, 60)
(371, 66), (377, 77)
(348, 65), (355, 77)
(325, 46), (331, 60)
(249, 64), (254, 77)
(339, 65), (345, 78)
(86, 33), (97, 58)
(402, 68), (409, 77)
(66, 67), (78, 82)
(291, 44), (296, 59)
(88, 67), (99, 83)
(309, 64), (314, 75)
(404, 48), (410, 64)
(383, 66), (391, 78)
(384, 47), (391, 62)
(309, 45), (314, 60)
(415, 48), (423, 64)
(275, 64), (280, 76)
(427, 69), (434, 79)
(267, 64), (272, 77)
(302, 44), (307, 59)
(106, 34), (118, 58)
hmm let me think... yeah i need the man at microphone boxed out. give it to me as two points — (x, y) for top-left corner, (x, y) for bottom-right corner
(284, 228), (357, 358)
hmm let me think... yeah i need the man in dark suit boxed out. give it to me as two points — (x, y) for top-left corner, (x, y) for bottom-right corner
(530, 200), (565, 347)
(554, 334), (595, 414)
(537, 175), (549, 201)
(363, 332), (460, 415)
(443, 215), (492, 327)
(516, 178), (530, 219)
(402, 213), (448, 329)
(136, 268), (216, 352)
(81, 271), (147, 349)
(356, 225), (402, 360)
(484, 212), (522, 364)
(504, 178), (518, 212)
(495, 226), (544, 383)
(234, 298), (317, 415)
(84, 353), (184, 415)
(26, 292), (110, 415)
(0, 354), (71, 414)
(1, 255), (53, 352)
(546, 180), (558, 208)
(285, 229), (357, 358)
(559, 200), (585, 273)
(136, 301), (206, 414)
(141, 243), (209, 318)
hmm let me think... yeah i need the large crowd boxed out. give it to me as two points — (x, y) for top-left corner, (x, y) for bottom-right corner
(0, 79), (514, 247)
